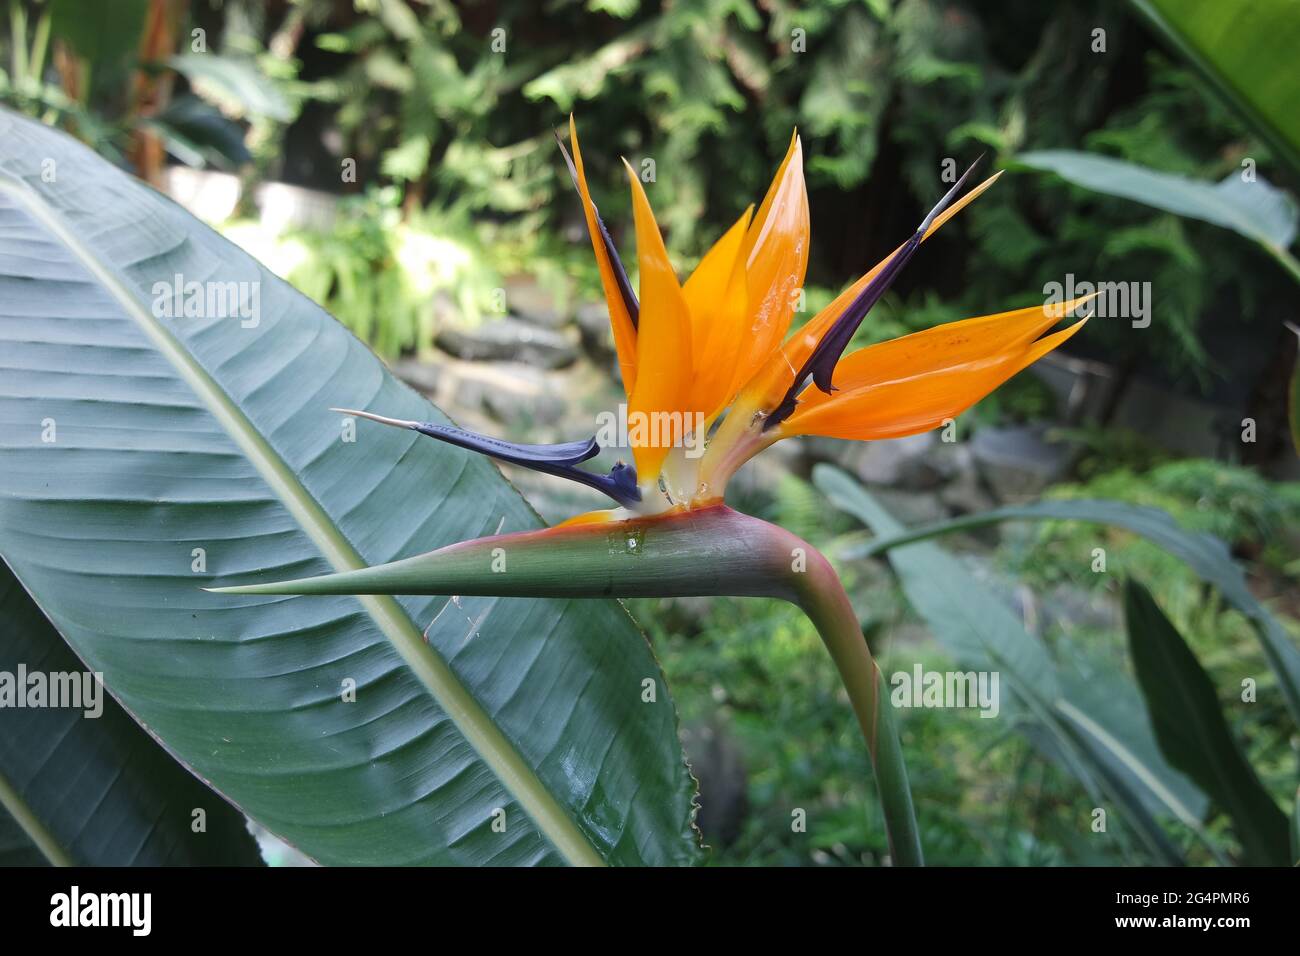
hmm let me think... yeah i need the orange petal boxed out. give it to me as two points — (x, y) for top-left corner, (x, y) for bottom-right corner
(569, 116), (639, 397)
(923, 170), (1003, 240)
(782, 315), (1089, 440)
(742, 131), (800, 261)
(728, 133), (809, 401)
(682, 206), (753, 418)
(624, 159), (695, 482)
(742, 171), (1006, 412)
(817, 293), (1096, 394)
(554, 508), (622, 528)
(790, 171), (1006, 371)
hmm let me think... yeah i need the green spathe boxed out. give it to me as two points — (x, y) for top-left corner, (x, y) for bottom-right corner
(211, 506), (809, 600)
(212, 504), (925, 865)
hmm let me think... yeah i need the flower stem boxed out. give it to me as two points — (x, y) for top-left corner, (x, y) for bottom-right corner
(212, 504), (923, 863)
(791, 546), (924, 866)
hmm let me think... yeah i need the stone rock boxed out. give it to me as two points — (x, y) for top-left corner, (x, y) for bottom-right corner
(869, 486), (951, 526)
(939, 468), (997, 516)
(480, 373), (567, 427)
(971, 424), (1074, 502)
(937, 445), (996, 515)
(926, 439), (977, 482)
(858, 433), (944, 488)
(256, 179), (338, 233)
(390, 357), (444, 395)
(801, 432), (946, 489)
(726, 438), (805, 509)
(430, 291), (460, 328)
(436, 316), (579, 369)
(574, 300), (617, 364)
(390, 357), (568, 429)
(679, 718), (748, 849)
(502, 274), (571, 329)
(1038, 583), (1121, 632)
(807, 437), (851, 480)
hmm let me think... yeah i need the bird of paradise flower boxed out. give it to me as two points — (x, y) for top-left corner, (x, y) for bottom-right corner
(215, 117), (1093, 864)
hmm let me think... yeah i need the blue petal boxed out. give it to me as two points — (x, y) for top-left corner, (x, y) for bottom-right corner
(335, 409), (641, 507)
(412, 422), (600, 467)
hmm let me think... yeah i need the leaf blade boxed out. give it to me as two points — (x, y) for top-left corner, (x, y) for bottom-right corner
(1123, 580), (1289, 865)
(1015, 150), (1298, 250)
(0, 559), (263, 866)
(846, 498), (1300, 729)
(1130, 0), (1300, 175)
(815, 466), (1208, 860)
(0, 108), (700, 867)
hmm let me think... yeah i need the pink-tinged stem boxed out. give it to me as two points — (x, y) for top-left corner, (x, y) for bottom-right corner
(791, 547), (923, 865)
(212, 504), (922, 864)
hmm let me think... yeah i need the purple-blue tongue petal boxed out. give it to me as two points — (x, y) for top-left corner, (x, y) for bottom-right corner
(334, 409), (641, 506)
(412, 422), (600, 467)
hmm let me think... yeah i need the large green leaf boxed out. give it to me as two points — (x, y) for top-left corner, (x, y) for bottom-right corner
(1123, 580), (1289, 865)
(843, 498), (1300, 730)
(815, 466), (1211, 863)
(1292, 788), (1300, 865)
(1130, 0), (1300, 174)
(0, 108), (700, 867)
(0, 560), (262, 866)
(0, 812), (46, 866)
(169, 53), (295, 123)
(1014, 151), (1300, 282)
(1289, 323), (1300, 456)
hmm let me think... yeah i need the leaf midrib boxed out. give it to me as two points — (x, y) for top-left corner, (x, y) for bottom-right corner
(1054, 699), (1205, 832)
(0, 176), (603, 867)
(0, 765), (73, 866)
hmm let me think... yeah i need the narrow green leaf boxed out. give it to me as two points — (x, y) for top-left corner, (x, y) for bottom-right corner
(0, 559), (262, 866)
(0, 805), (51, 867)
(1051, 701), (1187, 866)
(845, 498), (1300, 731)
(1015, 150), (1299, 276)
(815, 466), (1208, 861)
(1123, 580), (1289, 865)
